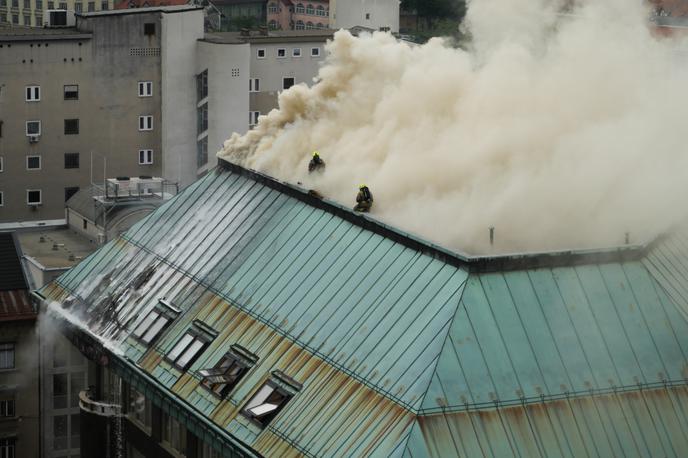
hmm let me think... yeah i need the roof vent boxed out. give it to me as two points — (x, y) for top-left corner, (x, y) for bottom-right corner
(116, 176), (130, 181)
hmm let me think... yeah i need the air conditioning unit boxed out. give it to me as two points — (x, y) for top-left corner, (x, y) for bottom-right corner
(28, 135), (40, 144)
(46, 10), (76, 28)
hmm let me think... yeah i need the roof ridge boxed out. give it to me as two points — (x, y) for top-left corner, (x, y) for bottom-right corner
(219, 160), (647, 272)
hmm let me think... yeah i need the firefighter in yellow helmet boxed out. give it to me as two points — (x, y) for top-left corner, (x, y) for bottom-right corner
(354, 184), (373, 212)
(308, 151), (325, 173)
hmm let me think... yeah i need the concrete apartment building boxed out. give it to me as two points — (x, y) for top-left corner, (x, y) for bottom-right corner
(198, 28), (331, 171)
(0, 6), (205, 223)
(0, 231), (39, 458)
(0, 0), (114, 27)
(1, 4), (390, 225)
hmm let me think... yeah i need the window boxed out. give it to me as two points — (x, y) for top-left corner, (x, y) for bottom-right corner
(64, 153), (79, 169)
(282, 77), (295, 90)
(269, 19), (278, 30)
(144, 22), (155, 35)
(64, 85), (79, 100)
(132, 300), (178, 345)
(23, 15), (30, 25)
(197, 103), (208, 135)
(71, 413), (80, 448)
(87, 1), (94, 10)
(0, 343), (14, 369)
(267, 2), (278, 13)
(64, 187), (79, 202)
(138, 149), (153, 165)
(26, 155), (41, 170)
(26, 121), (41, 136)
(311, 47), (320, 57)
(0, 192), (3, 208)
(59, 2), (66, 8)
(12, 15), (18, 25)
(0, 438), (15, 458)
(306, 21), (314, 29)
(25, 86), (40, 102)
(27, 189), (42, 205)
(365, 13), (370, 20)
(256, 48), (266, 59)
(317, 22), (324, 29)
(196, 69), (208, 101)
(0, 156), (3, 172)
(83, 219), (87, 230)
(54, 415), (68, 450)
(199, 345), (257, 398)
(249, 78), (260, 92)
(126, 386), (151, 433)
(161, 412), (186, 455)
(23, 0), (28, 7)
(306, 3), (314, 14)
(138, 115), (153, 131)
(70, 372), (84, 408)
(0, 399), (15, 417)
(197, 136), (207, 168)
(64, 119), (79, 135)
(74, 2), (81, 12)
(295, 2), (304, 13)
(292, 47), (301, 57)
(242, 373), (300, 428)
(138, 81), (153, 97)
(53, 373), (68, 409)
(167, 331), (208, 370)
(249, 111), (260, 127)
(277, 48), (286, 58)
(101, 0), (108, 10)
(48, 0), (54, 7)
(317, 5), (325, 16)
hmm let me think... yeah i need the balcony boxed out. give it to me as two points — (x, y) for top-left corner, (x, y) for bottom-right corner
(79, 390), (122, 417)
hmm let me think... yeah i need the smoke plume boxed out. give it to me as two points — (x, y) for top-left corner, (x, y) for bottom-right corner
(220, 0), (688, 255)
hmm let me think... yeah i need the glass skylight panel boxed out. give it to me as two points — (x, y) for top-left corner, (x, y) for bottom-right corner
(176, 338), (204, 369)
(133, 310), (159, 338)
(242, 382), (293, 427)
(141, 315), (169, 344)
(168, 334), (194, 362)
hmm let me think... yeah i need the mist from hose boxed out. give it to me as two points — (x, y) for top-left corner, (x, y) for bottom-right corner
(219, 0), (688, 255)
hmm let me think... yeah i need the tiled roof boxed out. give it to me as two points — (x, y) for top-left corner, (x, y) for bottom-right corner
(0, 290), (35, 321)
(39, 160), (688, 457)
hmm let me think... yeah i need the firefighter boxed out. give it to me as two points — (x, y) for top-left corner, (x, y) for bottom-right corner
(354, 184), (373, 212)
(308, 151), (325, 173)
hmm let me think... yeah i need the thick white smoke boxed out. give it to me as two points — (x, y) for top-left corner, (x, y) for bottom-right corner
(220, 0), (688, 255)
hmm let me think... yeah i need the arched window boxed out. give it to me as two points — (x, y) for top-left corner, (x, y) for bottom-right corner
(316, 5), (324, 16)
(295, 20), (305, 30)
(316, 22), (324, 29)
(306, 21), (314, 29)
(306, 4), (314, 15)
(295, 3), (304, 13)
(268, 2), (278, 13)
(269, 20), (279, 30)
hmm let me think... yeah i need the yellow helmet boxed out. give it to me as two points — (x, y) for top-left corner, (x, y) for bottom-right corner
(312, 151), (320, 157)
(359, 184), (366, 189)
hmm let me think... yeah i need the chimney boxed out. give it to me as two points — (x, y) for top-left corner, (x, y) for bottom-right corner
(258, 25), (268, 36)
(240, 28), (250, 37)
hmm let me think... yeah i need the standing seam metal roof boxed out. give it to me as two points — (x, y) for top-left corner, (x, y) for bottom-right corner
(40, 160), (688, 457)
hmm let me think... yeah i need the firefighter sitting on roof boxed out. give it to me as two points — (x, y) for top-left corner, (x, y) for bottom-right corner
(353, 184), (373, 212)
(308, 151), (325, 173)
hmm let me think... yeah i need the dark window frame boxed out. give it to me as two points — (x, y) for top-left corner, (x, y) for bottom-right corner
(64, 119), (79, 135)
(64, 153), (79, 169)
(64, 84), (79, 100)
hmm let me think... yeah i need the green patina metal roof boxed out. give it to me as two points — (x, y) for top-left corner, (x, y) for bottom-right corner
(40, 160), (688, 457)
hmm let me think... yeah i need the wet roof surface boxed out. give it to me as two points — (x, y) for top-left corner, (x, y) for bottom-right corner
(40, 161), (688, 457)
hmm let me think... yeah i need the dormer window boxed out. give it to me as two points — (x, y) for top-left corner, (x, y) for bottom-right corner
(166, 320), (216, 371)
(132, 298), (179, 345)
(199, 344), (258, 398)
(242, 371), (301, 428)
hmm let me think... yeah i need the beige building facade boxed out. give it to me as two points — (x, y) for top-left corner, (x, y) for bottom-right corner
(0, 0), (115, 27)
(0, 6), (205, 223)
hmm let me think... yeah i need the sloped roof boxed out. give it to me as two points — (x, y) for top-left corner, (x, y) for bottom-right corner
(39, 160), (688, 457)
(0, 231), (34, 321)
